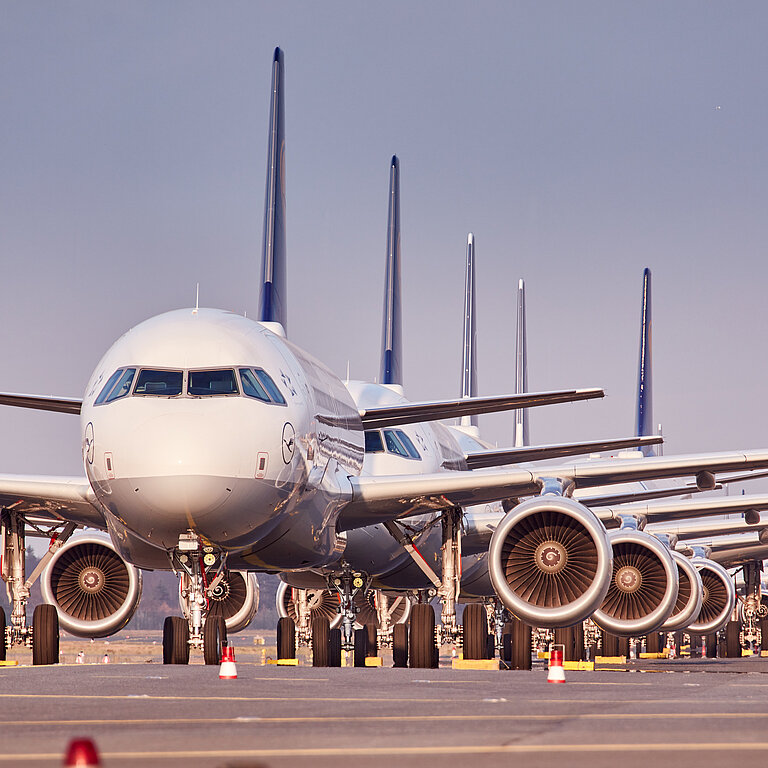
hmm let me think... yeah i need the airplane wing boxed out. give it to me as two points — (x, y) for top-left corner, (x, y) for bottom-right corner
(465, 435), (662, 469)
(0, 392), (82, 415)
(338, 449), (768, 530)
(358, 388), (603, 429)
(0, 475), (104, 528)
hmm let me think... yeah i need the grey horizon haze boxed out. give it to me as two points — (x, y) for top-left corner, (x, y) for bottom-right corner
(1, 1), (767, 494)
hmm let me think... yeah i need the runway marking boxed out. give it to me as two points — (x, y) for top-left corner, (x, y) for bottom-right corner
(5, 742), (768, 761)
(4, 712), (768, 727)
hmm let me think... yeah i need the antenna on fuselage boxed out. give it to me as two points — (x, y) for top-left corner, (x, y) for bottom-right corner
(259, 47), (287, 337)
(459, 233), (478, 432)
(380, 155), (403, 395)
(514, 279), (529, 447)
(193, 283), (199, 314)
(635, 268), (655, 456)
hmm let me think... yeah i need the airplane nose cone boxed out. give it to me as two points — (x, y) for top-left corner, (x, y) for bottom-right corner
(132, 475), (233, 520)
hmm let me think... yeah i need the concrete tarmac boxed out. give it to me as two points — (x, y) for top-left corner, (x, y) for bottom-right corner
(4, 656), (768, 767)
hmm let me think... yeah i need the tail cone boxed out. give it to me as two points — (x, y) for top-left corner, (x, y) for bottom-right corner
(219, 644), (237, 679)
(64, 738), (101, 766)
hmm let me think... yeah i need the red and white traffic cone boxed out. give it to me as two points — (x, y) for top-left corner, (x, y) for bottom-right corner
(63, 737), (101, 766)
(219, 645), (237, 679)
(547, 646), (566, 683)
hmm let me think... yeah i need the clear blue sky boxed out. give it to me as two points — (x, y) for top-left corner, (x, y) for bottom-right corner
(1, 1), (767, 482)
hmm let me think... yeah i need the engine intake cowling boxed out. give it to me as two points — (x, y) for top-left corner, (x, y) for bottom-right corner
(276, 582), (342, 628)
(687, 558), (736, 635)
(591, 529), (679, 637)
(661, 551), (704, 632)
(488, 496), (613, 628)
(41, 533), (142, 638)
(179, 571), (259, 633)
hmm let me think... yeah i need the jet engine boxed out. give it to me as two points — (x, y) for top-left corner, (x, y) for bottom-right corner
(179, 571), (259, 633)
(353, 589), (411, 628)
(687, 558), (736, 635)
(276, 582), (342, 628)
(591, 529), (679, 637)
(41, 533), (142, 638)
(488, 496), (613, 628)
(661, 550), (704, 632)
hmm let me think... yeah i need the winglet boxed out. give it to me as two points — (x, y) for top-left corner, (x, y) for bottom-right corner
(635, 268), (654, 455)
(460, 233), (478, 428)
(259, 47), (287, 335)
(380, 155), (403, 391)
(514, 278), (529, 447)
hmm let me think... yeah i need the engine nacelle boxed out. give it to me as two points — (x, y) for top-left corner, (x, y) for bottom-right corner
(179, 571), (259, 633)
(687, 558), (736, 635)
(276, 581), (342, 628)
(661, 551), (704, 632)
(591, 529), (679, 637)
(41, 533), (142, 638)
(488, 496), (613, 628)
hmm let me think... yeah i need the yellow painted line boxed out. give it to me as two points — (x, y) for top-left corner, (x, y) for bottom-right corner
(5, 743), (768, 761)
(0, 693), (481, 703)
(4, 712), (768, 727)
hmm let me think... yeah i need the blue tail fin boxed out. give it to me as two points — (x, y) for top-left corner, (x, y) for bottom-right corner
(514, 279), (529, 447)
(635, 268), (654, 455)
(259, 47), (287, 334)
(460, 233), (478, 428)
(380, 156), (402, 388)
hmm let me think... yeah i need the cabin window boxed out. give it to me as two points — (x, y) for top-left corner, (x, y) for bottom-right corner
(95, 369), (124, 405)
(394, 429), (421, 459)
(133, 369), (183, 396)
(188, 369), (238, 396)
(239, 368), (286, 405)
(95, 368), (136, 405)
(364, 430), (384, 453)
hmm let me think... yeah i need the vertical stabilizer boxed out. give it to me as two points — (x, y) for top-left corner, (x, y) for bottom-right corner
(460, 233), (478, 428)
(514, 279), (530, 447)
(380, 156), (403, 391)
(635, 268), (654, 455)
(259, 47), (287, 335)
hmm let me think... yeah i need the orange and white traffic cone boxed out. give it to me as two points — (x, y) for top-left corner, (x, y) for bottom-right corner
(547, 646), (566, 683)
(219, 645), (237, 679)
(63, 737), (101, 766)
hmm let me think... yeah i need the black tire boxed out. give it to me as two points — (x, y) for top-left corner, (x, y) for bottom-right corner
(725, 621), (741, 658)
(365, 623), (378, 657)
(329, 628), (342, 667)
(554, 624), (585, 661)
(409, 603), (436, 668)
(601, 630), (629, 658)
(203, 616), (227, 665)
(32, 604), (59, 666)
(705, 632), (718, 658)
(761, 618), (768, 652)
(354, 628), (368, 667)
(645, 632), (663, 655)
(0, 606), (6, 662)
(277, 616), (296, 659)
(501, 632), (513, 665)
(162, 616), (174, 664)
(486, 632), (496, 660)
(171, 616), (189, 664)
(462, 603), (487, 660)
(312, 617), (330, 667)
(511, 618), (531, 670)
(393, 622), (408, 667)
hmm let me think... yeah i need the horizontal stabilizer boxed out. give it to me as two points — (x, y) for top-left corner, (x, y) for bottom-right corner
(0, 392), (82, 415)
(359, 388), (603, 429)
(465, 435), (662, 469)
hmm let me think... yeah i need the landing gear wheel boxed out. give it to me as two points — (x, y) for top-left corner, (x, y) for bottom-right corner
(645, 632), (663, 655)
(761, 618), (768, 652)
(554, 625), (583, 662)
(0, 607), (5, 662)
(365, 623), (378, 657)
(329, 627), (342, 667)
(501, 621), (514, 665)
(705, 633), (718, 658)
(354, 628), (368, 667)
(601, 631), (629, 658)
(203, 616), (227, 665)
(393, 622), (408, 667)
(162, 616), (190, 664)
(725, 621), (741, 658)
(462, 603), (488, 660)
(511, 618), (531, 670)
(312, 617), (330, 667)
(277, 616), (296, 660)
(409, 603), (436, 669)
(32, 604), (59, 666)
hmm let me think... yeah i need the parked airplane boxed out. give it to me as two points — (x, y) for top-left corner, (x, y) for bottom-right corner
(2, 48), (768, 669)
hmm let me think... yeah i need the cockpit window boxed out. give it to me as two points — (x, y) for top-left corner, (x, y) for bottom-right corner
(188, 369), (238, 396)
(364, 430), (384, 453)
(95, 368), (136, 405)
(394, 429), (421, 460)
(239, 368), (286, 405)
(134, 369), (183, 396)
